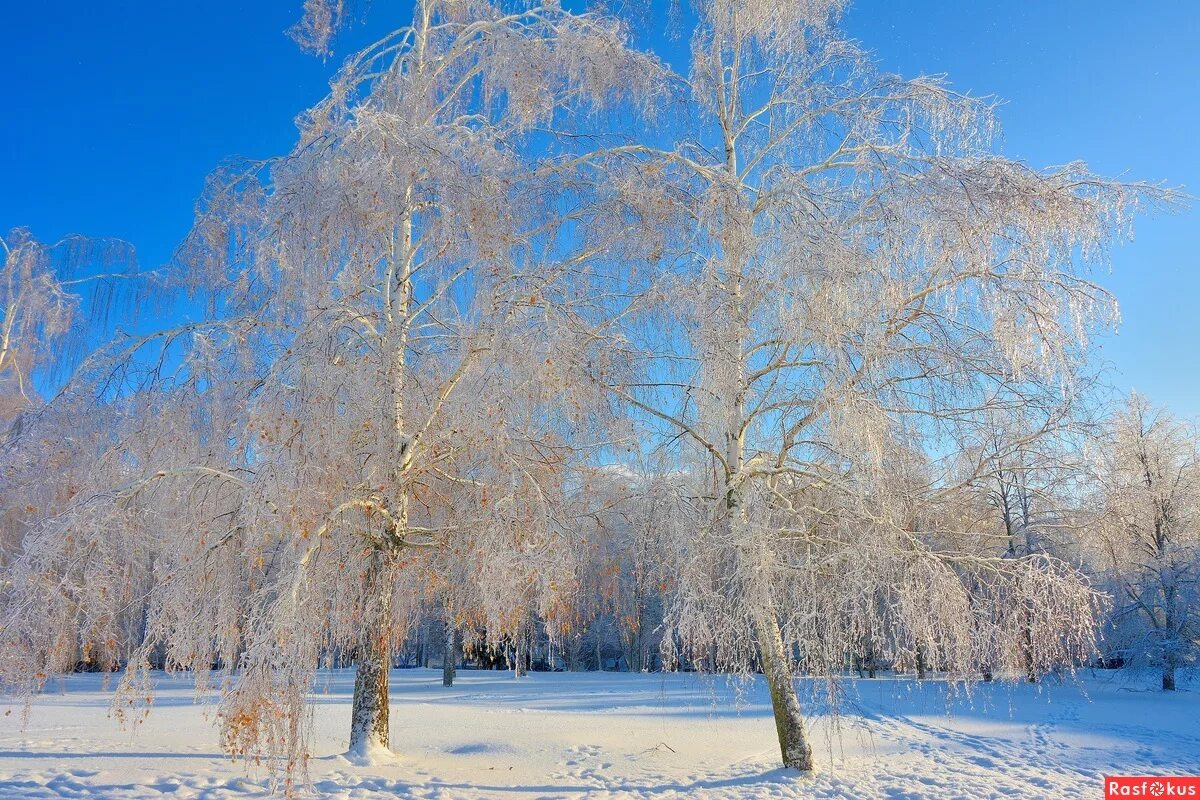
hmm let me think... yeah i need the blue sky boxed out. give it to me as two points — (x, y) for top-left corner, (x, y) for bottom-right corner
(3, 1), (1197, 415)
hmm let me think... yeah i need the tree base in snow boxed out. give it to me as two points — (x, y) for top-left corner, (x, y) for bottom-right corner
(343, 738), (399, 767)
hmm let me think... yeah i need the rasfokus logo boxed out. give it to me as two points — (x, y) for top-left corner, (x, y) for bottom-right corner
(1106, 777), (1200, 798)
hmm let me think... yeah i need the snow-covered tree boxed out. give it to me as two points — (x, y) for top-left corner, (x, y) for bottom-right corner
(952, 400), (1102, 682)
(2, 0), (661, 784)
(1091, 394), (1199, 690)
(576, 0), (1171, 770)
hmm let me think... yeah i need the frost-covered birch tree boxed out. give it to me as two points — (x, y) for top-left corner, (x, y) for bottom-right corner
(2, 0), (660, 784)
(952, 401), (1101, 682)
(576, 0), (1172, 771)
(1091, 394), (1199, 690)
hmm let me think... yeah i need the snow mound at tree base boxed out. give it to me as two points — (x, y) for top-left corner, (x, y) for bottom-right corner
(340, 737), (400, 767)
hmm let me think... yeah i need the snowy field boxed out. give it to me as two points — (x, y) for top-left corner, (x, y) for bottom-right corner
(1, 669), (1196, 799)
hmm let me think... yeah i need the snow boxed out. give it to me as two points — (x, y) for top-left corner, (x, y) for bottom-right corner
(1, 669), (1196, 799)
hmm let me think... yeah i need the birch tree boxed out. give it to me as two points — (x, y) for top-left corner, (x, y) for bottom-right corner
(1092, 394), (1199, 690)
(2, 0), (660, 784)
(955, 401), (1099, 682)
(578, 0), (1171, 770)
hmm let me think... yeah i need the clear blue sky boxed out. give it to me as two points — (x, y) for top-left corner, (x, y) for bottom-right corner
(4, 1), (1197, 415)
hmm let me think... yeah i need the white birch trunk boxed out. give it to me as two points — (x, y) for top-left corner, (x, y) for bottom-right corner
(348, 554), (391, 758)
(514, 621), (528, 678)
(442, 619), (457, 687)
(731, 499), (815, 772)
(752, 604), (814, 771)
(351, 0), (426, 739)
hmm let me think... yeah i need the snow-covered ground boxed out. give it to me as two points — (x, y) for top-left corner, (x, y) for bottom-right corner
(1, 668), (1196, 799)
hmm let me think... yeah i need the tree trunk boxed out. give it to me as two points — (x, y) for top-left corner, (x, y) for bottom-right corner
(350, 638), (390, 755)
(916, 645), (927, 680)
(349, 560), (391, 758)
(567, 634), (580, 672)
(1023, 619), (1037, 683)
(1162, 609), (1177, 690)
(442, 619), (457, 687)
(514, 625), (528, 678)
(752, 607), (814, 772)
(726, 477), (812, 771)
